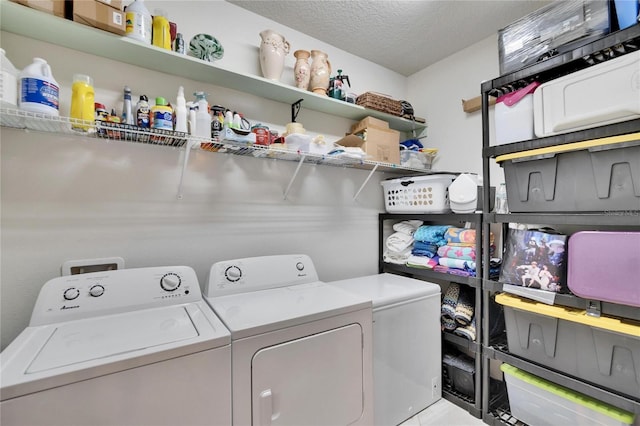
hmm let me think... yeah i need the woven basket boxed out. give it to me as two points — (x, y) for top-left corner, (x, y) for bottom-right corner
(356, 92), (403, 116)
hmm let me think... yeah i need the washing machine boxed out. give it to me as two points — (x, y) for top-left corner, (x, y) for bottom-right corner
(329, 273), (442, 426)
(0, 266), (231, 426)
(203, 254), (374, 426)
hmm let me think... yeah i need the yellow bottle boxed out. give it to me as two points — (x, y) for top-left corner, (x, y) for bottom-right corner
(70, 74), (95, 131)
(152, 10), (170, 50)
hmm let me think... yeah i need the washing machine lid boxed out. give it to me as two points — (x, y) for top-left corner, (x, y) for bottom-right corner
(0, 301), (230, 400)
(206, 281), (371, 339)
(329, 273), (440, 307)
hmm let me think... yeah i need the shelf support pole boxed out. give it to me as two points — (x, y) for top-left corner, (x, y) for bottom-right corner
(283, 155), (306, 199)
(176, 137), (200, 200)
(353, 164), (379, 200)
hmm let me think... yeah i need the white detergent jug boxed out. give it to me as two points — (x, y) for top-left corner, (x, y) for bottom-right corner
(19, 57), (59, 116)
(0, 48), (19, 108)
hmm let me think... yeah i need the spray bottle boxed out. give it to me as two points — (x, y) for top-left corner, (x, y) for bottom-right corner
(194, 91), (211, 139)
(186, 101), (196, 136)
(174, 86), (188, 133)
(122, 86), (133, 125)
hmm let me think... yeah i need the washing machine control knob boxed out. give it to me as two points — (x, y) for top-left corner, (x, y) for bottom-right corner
(89, 285), (105, 297)
(296, 262), (304, 271)
(63, 287), (80, 301)
(160, 273), (181, 291)
(225, 266), (242, 282)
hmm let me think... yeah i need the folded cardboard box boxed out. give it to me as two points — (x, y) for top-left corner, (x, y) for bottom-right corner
(337, 127), (400, 164)
(72, 0), (125, 35)
(96, 0), (123, 10)
(10, 0), (66, 18)
(350, 116), (389, 135)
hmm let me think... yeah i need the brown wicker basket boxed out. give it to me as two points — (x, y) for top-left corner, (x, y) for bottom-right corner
(356, 92), (403, 116)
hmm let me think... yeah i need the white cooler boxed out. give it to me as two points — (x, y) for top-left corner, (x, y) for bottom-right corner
(534, 50), (640, 137)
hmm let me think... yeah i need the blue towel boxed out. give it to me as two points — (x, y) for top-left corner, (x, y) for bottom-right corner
(413, 225), (452, 246)
(412, 241), (438, 257)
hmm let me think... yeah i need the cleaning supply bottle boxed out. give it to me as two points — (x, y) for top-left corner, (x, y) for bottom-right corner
(0, 48), (19, 108)
(224, 109), (233, 128)
(174, 86), (188, 133)
(150, 96), (173, 130)
(135, 94), (150, 128)
(19, 57), (59, 116)
(174, 33), (185, 54)
(194, 91), (211, 139)
(125, 0), (152, 44)
(186, 101), (197, 135)
(122, 86), (133, 125)
(152, 9), (171, 50)
(70, 74), (95, 130)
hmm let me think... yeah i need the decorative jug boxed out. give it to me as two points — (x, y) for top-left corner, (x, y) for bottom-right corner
(309, 50), (331, 95)
(293, 50), (311, 90)
(259, 29), (290, 81)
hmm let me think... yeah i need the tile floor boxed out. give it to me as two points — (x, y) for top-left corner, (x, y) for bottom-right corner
(399, 398), (485, 426)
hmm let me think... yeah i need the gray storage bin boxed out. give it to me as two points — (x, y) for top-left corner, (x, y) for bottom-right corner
(497, 138), (640, 212)
(496, 293), (640, 398)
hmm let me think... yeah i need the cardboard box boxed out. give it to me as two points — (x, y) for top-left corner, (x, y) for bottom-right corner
(11, 0), (66, 18)
(96, 0), (123, 11)
(350, 116), (389, 135)
(72, 0), (125, 35)
(337, 127), (400, 164)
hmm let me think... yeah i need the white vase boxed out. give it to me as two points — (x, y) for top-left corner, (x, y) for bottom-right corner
(259, 29), (290, 81)
(309, 50), (331, 95)
(293, 50), (311, 90)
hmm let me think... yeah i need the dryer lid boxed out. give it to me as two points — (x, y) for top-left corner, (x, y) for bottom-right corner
(329, 273), (440, 307)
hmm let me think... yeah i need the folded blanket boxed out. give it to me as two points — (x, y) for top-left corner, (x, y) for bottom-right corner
(393, 220), (423, 235)
(437, 245), (476, 261)
(407, 254), (438, 269)
(383, 248), (411, 265)
(412, 241), (438, 258)
(455, 287), (474, 326)
(438, 257), (476, 271)
(434, 265), (474, 277)
(445, 227), (495, 246)
(454, 316), (476, 341)
(386, 232), (414, 252)
(413, 225), (452, 246)
(441, 283), (460, 326)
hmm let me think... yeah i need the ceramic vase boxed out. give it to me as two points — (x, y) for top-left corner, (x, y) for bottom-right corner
(259, 29), (290, 81)
(309, 50), (331, 95)
(293, 50), (311, 90)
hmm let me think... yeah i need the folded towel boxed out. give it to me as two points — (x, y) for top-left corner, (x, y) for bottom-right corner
(441, 283), (460, 323)
(454, 316), (476, 341)
(393, 220), (423, 235)
(406, 255), (438, 269)
(413, 225), (452, 246)
(412, 241), (438, 258)
(383, 248), (412, 265)
(438, 257), (476, 271)
(386, 232), (414, 252)
(437, 245), (476, 261)
(454, 287), (474, 326)
(445, 228), (495, 247)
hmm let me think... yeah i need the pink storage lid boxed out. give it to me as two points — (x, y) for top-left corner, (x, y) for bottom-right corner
(496, 81), (540, 107)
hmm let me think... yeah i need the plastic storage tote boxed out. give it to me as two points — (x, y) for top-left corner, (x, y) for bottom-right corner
(501, 364), (636, 426)
(494, 81), (539, 145)
(568, 231), (640, 308)
(381, 174), (457, 213)
(496, 133), (640, 212)
(534, 50), (640, 137)
(495, 293), (640, 398)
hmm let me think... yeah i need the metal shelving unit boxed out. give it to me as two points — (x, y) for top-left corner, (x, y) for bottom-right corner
(480, 24), (640, 425)
(379, 212), (484, 418)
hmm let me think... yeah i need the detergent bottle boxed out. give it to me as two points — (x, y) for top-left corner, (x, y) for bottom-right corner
(19, 57), (59, 116)
(151, 97), (173, 130)
(152, 9), (171, 50)
(0, 48), (19, 108)
(70, 74), (95, 130)
(125, 0), (152, 44)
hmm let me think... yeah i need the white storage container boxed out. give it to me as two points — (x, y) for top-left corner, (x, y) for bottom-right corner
(534, 50), (640, 137)
(501, 363), (635, 426)
(494, 82), (539, 145)
(381, 174), (457, 213)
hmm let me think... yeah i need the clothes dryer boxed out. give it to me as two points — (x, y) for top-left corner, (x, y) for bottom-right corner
(204, 254), (374, 426)
(329, 273), (442, 426)
(0, 266), (231, 426)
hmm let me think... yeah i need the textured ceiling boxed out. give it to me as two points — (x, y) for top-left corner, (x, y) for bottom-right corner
(229, 0), (551, 76)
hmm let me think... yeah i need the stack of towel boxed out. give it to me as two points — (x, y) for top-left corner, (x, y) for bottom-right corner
(382, 220), (423, 265)
(441, 283), (476, 341)
(406, 225), (452, 269)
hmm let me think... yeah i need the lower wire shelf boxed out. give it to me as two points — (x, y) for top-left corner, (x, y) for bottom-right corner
(442, 386), (482, 419)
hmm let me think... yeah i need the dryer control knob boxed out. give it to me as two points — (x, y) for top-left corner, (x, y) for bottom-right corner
(296, 262), (304, 271)
(160, 273), (181, 291)
(63, 287), (80, 301)
(89, 285), (105, 297)
(225, 266), (242, 282)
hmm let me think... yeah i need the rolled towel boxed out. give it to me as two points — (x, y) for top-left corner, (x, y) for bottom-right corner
(393, 220), (423, 235)
(454, 316), (476, 341)
(454, 287), (474, 326)
(386, 232), (414, 252)
(441, 283), (460, 322)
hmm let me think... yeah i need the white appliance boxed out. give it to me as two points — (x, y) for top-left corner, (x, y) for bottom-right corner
(0, 266), (232, 426)
(204, 254), (374, 426)
(329, 273), (442, 426)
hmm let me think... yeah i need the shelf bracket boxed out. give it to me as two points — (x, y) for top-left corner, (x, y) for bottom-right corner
(283, 155), (306, 199)
(291, 99), (303, 122)
(176, 137), (200, 200)
(353, 163), (379, 200)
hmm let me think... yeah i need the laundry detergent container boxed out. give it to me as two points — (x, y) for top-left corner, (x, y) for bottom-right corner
(568, 231), (640, 308)
(534, 50), (640, 138)
(495, 293), (640, 398)
(501, 364), (636, 426)
(497, 133), (640, 212)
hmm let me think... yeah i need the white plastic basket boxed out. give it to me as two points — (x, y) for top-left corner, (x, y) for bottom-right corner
(381, 174), (457, 213)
